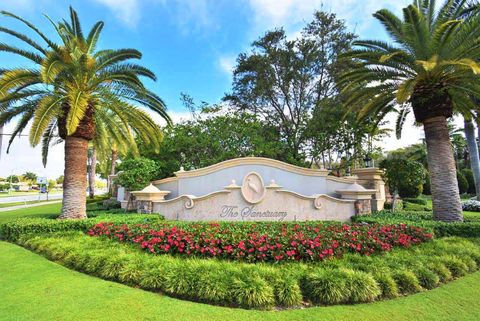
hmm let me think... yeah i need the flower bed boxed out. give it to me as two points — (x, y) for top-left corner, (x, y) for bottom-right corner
(88, 222), (432, 263)
(16, 232), (480, 309)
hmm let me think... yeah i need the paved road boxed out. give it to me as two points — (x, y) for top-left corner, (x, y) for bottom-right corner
(0, 193), (63, 204)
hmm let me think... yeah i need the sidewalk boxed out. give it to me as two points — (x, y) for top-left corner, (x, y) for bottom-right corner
(0, 200), (62, 212)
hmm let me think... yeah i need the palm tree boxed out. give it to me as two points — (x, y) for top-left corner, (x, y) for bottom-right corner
(340, 0), (480, 222)
(87, 146), (97, 199)
(464, 117), (480, 200)
(0, 8), (171, 219)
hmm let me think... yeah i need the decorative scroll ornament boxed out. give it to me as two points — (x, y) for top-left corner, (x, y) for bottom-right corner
(241, 172), (266, 204)
(184, 197), (194, 209)
(314, 196), (323, 209)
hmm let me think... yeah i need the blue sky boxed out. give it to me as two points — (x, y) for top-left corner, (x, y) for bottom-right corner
(1, 0), (427, 179)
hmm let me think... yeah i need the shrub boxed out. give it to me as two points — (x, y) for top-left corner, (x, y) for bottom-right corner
(413, 267), (439, 289)
(115, 157), (158, 191)
(88, 221), (433, 263)
(402, 198), (428, 206)
(102, 198), (121, 210)
(440, 256), (468, 277)
(398, 183), (423, 198)
(462, 200), (480, 212)
(462, 169), (476, 194)
(231, 274), (275, 309)
(346, 270), (381, 303)
(457, 171), (469, 195)
(352, 211), (480, 238)
(372, 272), (399, 299)
(380, 158), (426, 198)
(302, 269), (350, 305)
(271, 276), (303, 307)
(403, 202), (430, 212)
(0, 214), (163, 242)
(393, 270), (422, 294)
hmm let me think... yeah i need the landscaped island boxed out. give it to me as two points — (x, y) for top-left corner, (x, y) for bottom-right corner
(2, 206), (479, 310)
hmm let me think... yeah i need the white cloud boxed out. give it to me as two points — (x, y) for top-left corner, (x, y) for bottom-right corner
(218, 55), (236, 76)
(246, 0), (409, 37)
(92, 0), (141, 27)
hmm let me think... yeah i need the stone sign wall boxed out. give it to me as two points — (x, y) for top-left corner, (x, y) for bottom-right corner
(126, 157), (385, 222)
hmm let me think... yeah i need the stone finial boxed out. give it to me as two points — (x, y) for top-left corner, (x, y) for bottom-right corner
(225, 179), (240, 189)
(131, 184), (170, 201)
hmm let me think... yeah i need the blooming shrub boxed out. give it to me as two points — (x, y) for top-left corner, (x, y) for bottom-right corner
(462, 200), (480, 212)
(88, 222), (432, 263)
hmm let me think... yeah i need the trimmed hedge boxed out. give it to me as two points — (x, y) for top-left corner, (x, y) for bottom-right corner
(15, 231), (480, 309)
(352, 211), (480, 238)
(402, 198), (428, 206)
(0, 214), (164, 242)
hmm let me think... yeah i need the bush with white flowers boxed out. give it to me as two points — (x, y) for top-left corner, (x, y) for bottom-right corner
(462, 200), (480, 212)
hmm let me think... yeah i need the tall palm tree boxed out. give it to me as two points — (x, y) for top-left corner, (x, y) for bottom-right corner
(0, 8), (171, 219)
(464, 116), (480, 200)
(340, 0), (480, 222)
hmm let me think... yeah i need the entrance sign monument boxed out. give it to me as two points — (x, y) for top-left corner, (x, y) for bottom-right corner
(127, 157), (386, 222)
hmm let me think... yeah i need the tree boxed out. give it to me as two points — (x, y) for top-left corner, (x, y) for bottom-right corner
(340, 1), (480, 221)
(380, 158), (426, 205)
(6, 175), (19, 183)
(464, 119), (480, 199)
(225, 11), (355, 162)
(0, 8), (170, 219)
(141, 109), (291, 179)
(115, 157), (157, 191)
(56, 175), (64, 185)
(87, 146), (97, 199)
(21, 172), (37, 184)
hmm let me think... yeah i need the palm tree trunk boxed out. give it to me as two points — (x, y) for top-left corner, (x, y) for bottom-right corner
(59, 136), (88, 219)
(109, 149), (118, 197)
(88, 147), (97, 199)
(423, 116), (463, 222)
(464, 119), (480, 200)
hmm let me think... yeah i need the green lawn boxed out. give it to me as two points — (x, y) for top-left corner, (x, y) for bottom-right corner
(0, 199), (57, 209)
(0, 190), (62, 198)
(1, 241), (479, 321)
(0, 202), (61, 223)
(1, 203), (480, 320)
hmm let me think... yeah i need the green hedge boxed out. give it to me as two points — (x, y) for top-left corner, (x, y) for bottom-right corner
(353, 211), (480, 238)
(402, 198), (428, 206)
(15, 232), (480, 309)
(0, 214), (163, 242)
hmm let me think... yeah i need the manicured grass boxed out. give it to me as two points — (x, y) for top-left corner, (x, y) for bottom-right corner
(1, 241), (479, 321)
(1, 202), (480, 319)
(0, 190), (62, 198)
(0, 199), (55, 208)
(0, 203), (61, 224)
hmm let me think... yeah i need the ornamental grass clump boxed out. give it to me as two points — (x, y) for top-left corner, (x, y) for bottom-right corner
(372, 271), (399, 299)
(302, 269), (350, 305)
(440, 256), (469, 277)
(346, 270), (381, 303)
(393, 270), (422, 294)
(413, 267), (440, 290)
(231, 274), (275, 309)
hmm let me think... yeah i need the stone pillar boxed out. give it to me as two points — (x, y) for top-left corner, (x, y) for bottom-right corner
(353, 168), (386, 211)
(131, 184), (171, 214)
(337, 182), (376, 215)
